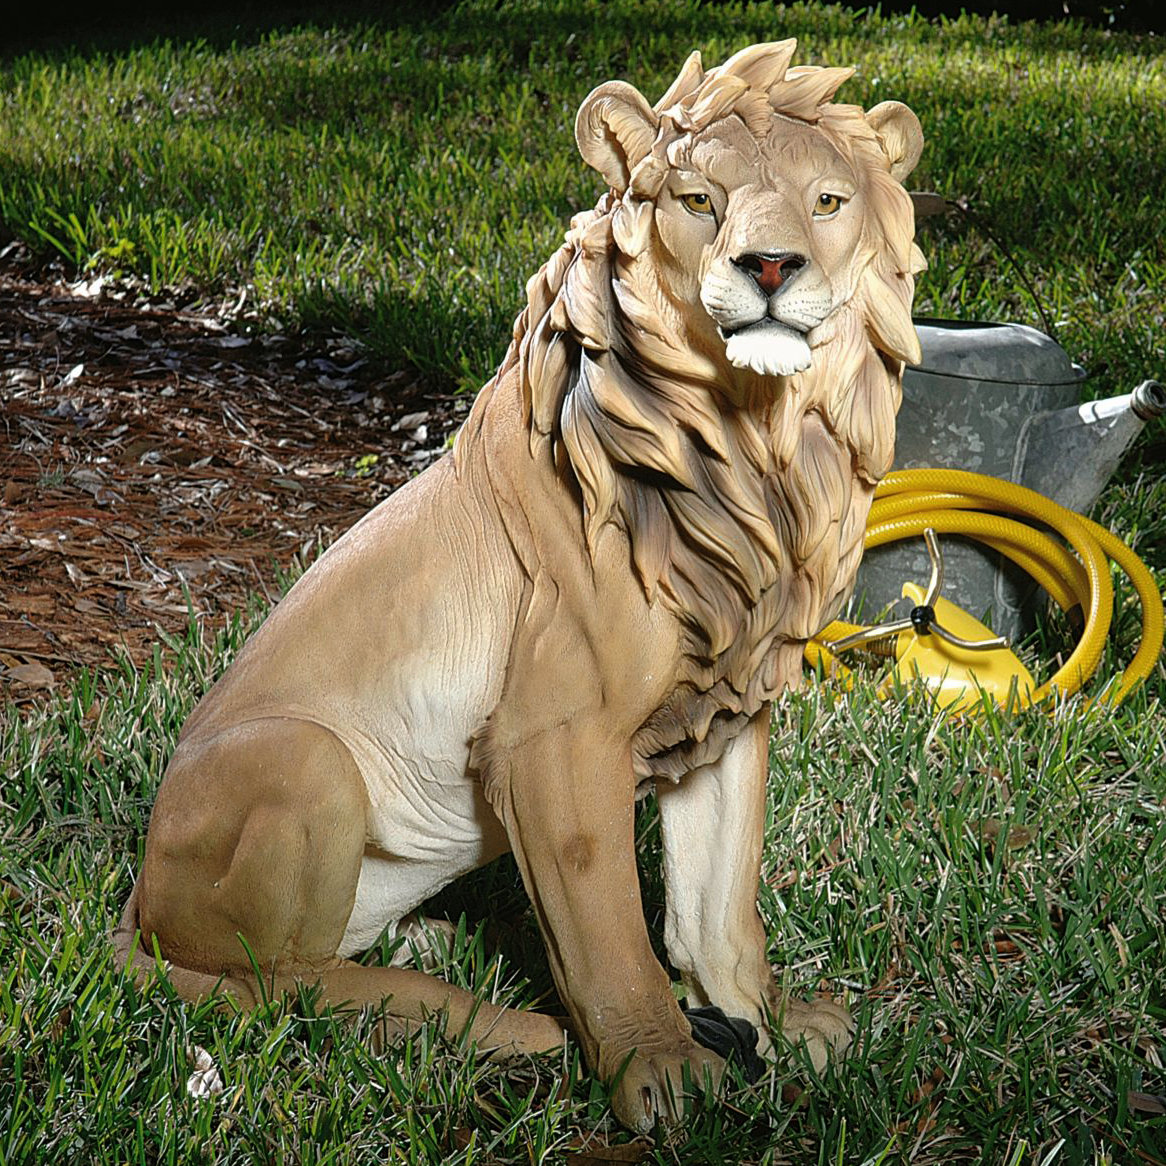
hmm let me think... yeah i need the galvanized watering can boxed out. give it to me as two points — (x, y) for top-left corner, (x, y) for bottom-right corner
(855, 318), (1166, 642)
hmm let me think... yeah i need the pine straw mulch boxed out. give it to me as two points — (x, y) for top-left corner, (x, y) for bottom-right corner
(0, 245), (470, 704)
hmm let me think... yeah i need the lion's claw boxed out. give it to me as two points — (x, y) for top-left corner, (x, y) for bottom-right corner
(608, 1042), (726, 1134)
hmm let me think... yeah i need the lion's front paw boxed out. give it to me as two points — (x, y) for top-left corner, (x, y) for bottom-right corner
(606, 1042), (725, 1134)
(778, 996), (854, 1073)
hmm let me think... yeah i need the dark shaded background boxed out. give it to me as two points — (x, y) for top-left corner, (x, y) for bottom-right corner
(5, 0), (1161, 59)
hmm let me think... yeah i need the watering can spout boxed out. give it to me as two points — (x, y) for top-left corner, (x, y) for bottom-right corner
(1129, 379), (1166, 421)
(1016, 379), (1166, 515)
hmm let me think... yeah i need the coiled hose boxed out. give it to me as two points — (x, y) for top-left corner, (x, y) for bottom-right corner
(809, 468), (1164, 708)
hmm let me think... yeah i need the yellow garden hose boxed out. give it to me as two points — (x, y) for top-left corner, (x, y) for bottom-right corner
(808, 468), (1164, 708)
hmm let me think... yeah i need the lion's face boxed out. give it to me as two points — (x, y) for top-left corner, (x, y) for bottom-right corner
(656, 115), (867, 376)
(574, 41), (924, 382)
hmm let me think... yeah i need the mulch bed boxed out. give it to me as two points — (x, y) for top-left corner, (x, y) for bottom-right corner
(0, 245), (470, 701)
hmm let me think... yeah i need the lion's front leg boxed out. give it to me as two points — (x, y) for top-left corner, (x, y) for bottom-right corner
(485, 717), (724, 1133)
(657, 707), (778, 1035)
(656, 704), (852, 1072)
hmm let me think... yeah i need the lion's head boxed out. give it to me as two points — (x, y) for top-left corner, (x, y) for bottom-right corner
(489, 42), (922, 757)
(574, 41), (923, 387)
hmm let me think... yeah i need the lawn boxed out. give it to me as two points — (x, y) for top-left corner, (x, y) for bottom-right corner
(1, 1), (1164, 1162)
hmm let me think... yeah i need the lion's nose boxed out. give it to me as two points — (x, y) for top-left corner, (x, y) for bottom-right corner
(733, 252), (807, 297)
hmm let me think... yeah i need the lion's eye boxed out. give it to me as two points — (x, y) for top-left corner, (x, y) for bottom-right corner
(814, 193), (845, 217)
(680, 192), (714, 216)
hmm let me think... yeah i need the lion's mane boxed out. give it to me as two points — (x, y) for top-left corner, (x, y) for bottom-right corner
(472, 44), (921, 779)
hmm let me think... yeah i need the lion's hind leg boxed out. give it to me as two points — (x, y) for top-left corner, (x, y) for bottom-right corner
(119, 715), (565, 1059)
(117, 930), (566, 1058)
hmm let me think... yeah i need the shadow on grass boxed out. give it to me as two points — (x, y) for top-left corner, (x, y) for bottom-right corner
(5, 0), (455, 60)
(6, 0), (708, 64)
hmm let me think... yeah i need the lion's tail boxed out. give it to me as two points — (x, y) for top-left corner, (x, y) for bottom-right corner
(111, 880), (140, 974)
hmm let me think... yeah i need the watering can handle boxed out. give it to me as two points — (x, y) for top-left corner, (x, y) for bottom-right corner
(909, 191), (949, 218)
(908, 191), (1056, 340)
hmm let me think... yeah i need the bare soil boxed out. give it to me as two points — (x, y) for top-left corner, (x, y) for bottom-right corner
(0, 246), (469, 700)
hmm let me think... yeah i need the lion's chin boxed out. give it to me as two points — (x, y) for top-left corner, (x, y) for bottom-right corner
(723, 321), (812, 377)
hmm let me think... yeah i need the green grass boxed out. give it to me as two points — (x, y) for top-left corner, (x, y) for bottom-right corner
(2, 2), (1165, 1162)
(4, 614), (1164, 1162)
(1, 0), (1164, 392)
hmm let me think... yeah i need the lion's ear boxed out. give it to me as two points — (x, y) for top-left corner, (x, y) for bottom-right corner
(576, 81), (659, 193)
(866, 101), (924, 183)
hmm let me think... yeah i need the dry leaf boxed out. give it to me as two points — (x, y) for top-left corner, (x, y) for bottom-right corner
(1128, 1090), (1166, 1115)
(60, 362), (85, 387)
(393, 410), (429, 431)
(3, 367), (39, 388)
(565, 1138), (652, 1163)
(974, 818), (1035, 850)
(68, 277), (104, 298)
(5, 662), (55, 688)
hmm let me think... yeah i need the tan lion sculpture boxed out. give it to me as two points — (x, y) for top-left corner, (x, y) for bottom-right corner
(115, 40), (924, 1132)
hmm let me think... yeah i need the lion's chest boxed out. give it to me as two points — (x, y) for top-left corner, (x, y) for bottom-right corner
(768, 409), (875, 634)
(632, 415), (874, 783)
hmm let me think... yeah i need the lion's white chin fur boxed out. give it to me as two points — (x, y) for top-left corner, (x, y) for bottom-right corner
(723, 321), (813, 377)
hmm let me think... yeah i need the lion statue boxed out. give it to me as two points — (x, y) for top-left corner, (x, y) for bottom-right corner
(114, 40), (923, 1133)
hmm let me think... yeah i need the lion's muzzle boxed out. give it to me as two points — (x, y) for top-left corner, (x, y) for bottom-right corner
(700, 250), (836, 378)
